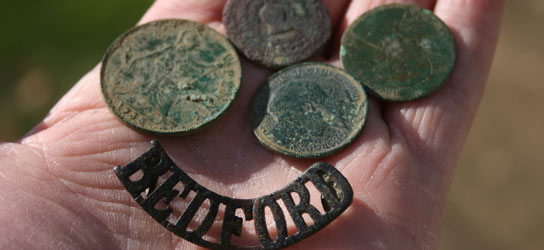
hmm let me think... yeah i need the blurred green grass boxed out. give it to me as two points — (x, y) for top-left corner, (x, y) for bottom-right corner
(0, 0), (150, 140)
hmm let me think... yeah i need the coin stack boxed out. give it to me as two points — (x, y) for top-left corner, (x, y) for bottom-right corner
(100, 1), (455, 159)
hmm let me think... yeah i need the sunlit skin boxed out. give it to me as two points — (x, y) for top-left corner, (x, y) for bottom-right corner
(0, 0), (503, 249)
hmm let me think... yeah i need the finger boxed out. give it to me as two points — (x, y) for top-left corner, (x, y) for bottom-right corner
(326, 0), (436, 63)
(385, 0), (504, 166)
(363, 2), (504, 247)
(320, 0), (351, 59)
(322, 0), (351, 30)
(139, 0), (227, 32)
(141, 0), (226, 22)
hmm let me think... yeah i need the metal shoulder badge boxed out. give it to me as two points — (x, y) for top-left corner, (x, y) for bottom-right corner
(115, 141), (353, 249)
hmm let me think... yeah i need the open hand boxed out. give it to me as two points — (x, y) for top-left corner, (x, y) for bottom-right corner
(0, 0), (503, 249)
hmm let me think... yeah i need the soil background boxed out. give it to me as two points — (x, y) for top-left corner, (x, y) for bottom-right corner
(0, 1), (542, 249)
(440, 1), (544, 249)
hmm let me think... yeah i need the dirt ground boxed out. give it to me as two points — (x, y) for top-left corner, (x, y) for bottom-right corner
(440, 1), (544, 249)
(0, 1), (542, 249)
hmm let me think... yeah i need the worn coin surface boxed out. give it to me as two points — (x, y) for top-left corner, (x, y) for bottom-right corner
(251, 63), (368, 158)
(101, 19), (241, 135)
(341, 4), (456, 101)
(223, 0), (331, 69)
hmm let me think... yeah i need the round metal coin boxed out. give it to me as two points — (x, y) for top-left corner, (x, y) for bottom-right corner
(101, 19), (242, 135)
(250, 63), (368, 159)
(340, 4), (456, 101)
(223, 0), (331, 69)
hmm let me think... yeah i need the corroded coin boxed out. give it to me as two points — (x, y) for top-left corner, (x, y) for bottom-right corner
(101, 19), (241, 135)
(251, 63), (368, 158)
(223, 0), (331, 69)
(341, 4), (456, 101)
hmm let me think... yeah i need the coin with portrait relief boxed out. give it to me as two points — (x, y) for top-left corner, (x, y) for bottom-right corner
(251, 63), (368, 158)
(223, 0), (331, 69)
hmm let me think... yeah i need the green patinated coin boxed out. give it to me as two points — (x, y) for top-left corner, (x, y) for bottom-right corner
(223, 0), (331, 69)
(341, 4), (456, 101)
(101, 19), (242, 135)
(251, 63), (368, 158)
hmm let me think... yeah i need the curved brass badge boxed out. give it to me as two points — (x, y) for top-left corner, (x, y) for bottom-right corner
(114, 141), (353, 249)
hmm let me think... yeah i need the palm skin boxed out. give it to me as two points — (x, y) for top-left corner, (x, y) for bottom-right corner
(0, 0), (503, 249)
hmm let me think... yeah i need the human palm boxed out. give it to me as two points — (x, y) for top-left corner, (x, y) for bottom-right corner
(0, 0), (503, 249)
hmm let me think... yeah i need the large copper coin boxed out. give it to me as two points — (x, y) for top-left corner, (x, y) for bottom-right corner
(223, 0), (331, 69)
(101, 19), (241, 135)
(341, 4), (456, 101)
(251, 63), (368, 159)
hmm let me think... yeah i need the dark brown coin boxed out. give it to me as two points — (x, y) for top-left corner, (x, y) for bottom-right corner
(223, 0), (331, 69)
(101, 19), (241, 135)
(341, 4), (456, 101)
(251, 63), (368, 159)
